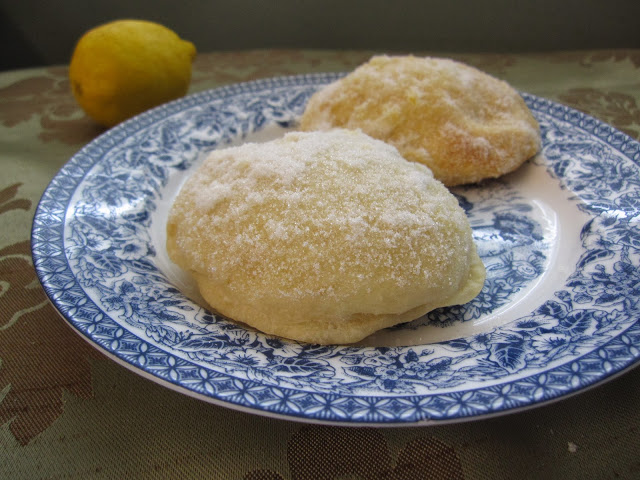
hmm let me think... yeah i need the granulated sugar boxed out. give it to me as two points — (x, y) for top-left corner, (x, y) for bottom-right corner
(166, 128), (485, 344)
(300, 55), (541, 187)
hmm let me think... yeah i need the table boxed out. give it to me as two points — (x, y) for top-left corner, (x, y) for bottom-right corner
(1, 49), (639, 479)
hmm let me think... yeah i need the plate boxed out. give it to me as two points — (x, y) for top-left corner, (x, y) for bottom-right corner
(32, 73), (640, 424)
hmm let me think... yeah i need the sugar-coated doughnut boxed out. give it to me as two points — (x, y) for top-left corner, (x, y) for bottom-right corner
(167, 129), (485, 344)
(300, 55), (541, 186)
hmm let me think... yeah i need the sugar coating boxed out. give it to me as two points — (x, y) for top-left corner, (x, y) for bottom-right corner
(300, 55), (541, 186)
(166, 129), (485, 344)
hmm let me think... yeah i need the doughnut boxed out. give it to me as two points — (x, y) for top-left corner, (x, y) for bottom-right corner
(300, 55), (541, 186)
(166, 129), (485, 344)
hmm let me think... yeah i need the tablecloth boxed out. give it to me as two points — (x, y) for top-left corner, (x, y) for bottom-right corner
(1, 49), (639, 479)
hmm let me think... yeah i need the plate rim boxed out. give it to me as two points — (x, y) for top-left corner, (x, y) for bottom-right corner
(31, 72), (640, 424)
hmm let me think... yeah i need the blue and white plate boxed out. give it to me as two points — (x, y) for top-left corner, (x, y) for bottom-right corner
(32, 73), (640, 424)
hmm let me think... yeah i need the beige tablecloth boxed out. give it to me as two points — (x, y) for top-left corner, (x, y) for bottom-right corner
(1, 49), (639, 479)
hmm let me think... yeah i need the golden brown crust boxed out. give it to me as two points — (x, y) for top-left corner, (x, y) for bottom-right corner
(300, 55), (541, 186)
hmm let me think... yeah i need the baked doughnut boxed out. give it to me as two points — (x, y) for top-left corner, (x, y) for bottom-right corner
(166, 129), (485, 344)
(300, 55), (541, 186)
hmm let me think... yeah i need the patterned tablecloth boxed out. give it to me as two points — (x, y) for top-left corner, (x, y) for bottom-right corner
(1, 49), (640, 479)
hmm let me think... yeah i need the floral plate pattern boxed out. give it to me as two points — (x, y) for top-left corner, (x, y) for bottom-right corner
(32, 74), (640, 424)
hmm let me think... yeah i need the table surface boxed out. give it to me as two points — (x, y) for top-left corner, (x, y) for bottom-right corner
(1, 49), (640, 479)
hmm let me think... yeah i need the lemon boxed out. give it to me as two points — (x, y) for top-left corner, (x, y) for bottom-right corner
(69, 19), (196, 127)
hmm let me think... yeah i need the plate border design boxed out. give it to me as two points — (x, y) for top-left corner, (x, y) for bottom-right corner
(31, 73), (640, 424)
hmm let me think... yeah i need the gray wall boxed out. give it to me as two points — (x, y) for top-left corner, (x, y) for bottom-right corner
(2, 0), (640, 71)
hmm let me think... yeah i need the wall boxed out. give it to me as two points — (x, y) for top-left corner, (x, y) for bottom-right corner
(2, 0), (639, 70)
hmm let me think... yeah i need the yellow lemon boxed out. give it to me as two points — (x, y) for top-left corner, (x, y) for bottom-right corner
(69, 19), (196, 127)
